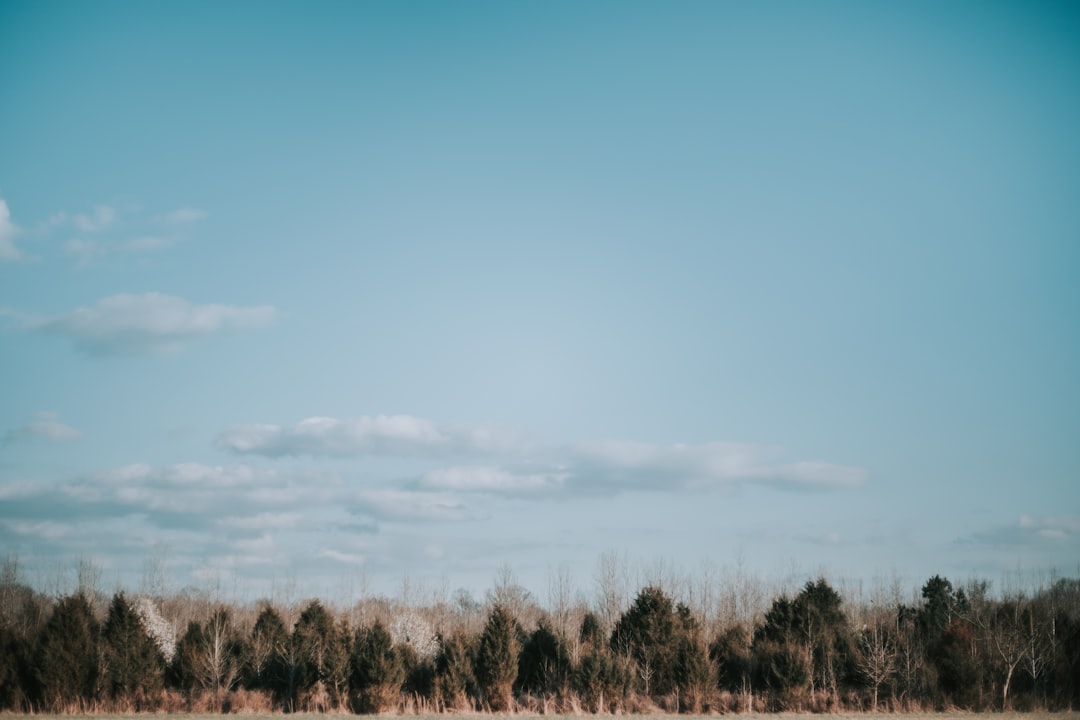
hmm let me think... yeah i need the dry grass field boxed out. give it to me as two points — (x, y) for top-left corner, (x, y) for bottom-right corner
(6, 714), (1080, 720)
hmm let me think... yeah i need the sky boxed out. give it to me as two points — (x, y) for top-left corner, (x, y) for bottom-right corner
(1, 0), (1078, 603)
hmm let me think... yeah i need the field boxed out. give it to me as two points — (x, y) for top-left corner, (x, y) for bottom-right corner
(6, 714), (1080, 720)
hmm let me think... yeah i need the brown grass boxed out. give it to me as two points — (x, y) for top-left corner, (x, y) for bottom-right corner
(5, 713), (1079, 720)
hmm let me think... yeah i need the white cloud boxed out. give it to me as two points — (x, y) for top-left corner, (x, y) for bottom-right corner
(73, 204), (115, 232)
(3, 520), (71, 540)
(960, 514), (1080, 547)
(158, 207), (206, 224)
(219, 415), (487, 458)
(570, 440), (867, 492)
(352, 489), (467, 522)
(4, 411), (82, 444)
(233, 533), (276, 553)
(220, 414), (866, 493)
(0, 198), (27, 262)
(32, 292), (277, 354)
(318, 549), (367, 566)
(419, 465), (568, 494)
(219, 512), (303, 530)
(0, 462), (336, 543)
(96, 462), (262, 488)
(35, 211), (68, 234)
(65, 236), (173, 267)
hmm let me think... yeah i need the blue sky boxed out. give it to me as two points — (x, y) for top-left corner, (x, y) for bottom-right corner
(1, 0), (1078, 601)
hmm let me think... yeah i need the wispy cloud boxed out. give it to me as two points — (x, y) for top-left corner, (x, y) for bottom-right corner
(218, 415), (521, 459)
(0, 466), (310, 583)
(0, 462), (325, 533)
(569, 440), (866, 492)
(221, 414), (867, 494)
(959, 514), (1080, 548)
(3, 411), (82, 445)
(0, 198), (30, 262)
(157, 207), (206, 224)
(418, 465), (568, 494)
(27, 292), (276, 354)
(351, 489), (468, 522)
(73, 205), (116, 233)
(65, 236), (174, 267)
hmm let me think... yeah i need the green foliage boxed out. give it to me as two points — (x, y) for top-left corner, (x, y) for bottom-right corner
(673, 604), (711, 709)
(0, 571), (1078, 712)
(292, 600), (337, 697)
(350, 620), (406, 712)
(434, 630), (477, 709)
(611, 585), (698, 697)
(752, 578), (854, 700)
(169, 621), (205, 694)
(0, 623), (34, 710)
(1053, 606), (1080, 707)
(101, 592), (164, 704)
(574, 643), (625, 712)
(932, 618), (984, 708)
(920, 575), (961, 637)
(399, 641), (435, 700)
(579, 611), (605, 648)
(34, 593), (99, 710)
(711, 625), (752, 692)
(246, 605), (288, 693)
(474, 603), (520, 710)
(169, 608), (246, 698)
(516, 619), (570, 695)
(753, 638), (811, 707)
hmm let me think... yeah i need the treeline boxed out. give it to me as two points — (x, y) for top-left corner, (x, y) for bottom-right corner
(1, 571), (1079, 713)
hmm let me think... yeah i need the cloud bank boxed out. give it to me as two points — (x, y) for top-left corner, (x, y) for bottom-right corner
(4, 412), (82, 445)
(0, 199), (27, 262)
(73, 205), (116, 233)
(157, 207), (206, 224)
(65, 236), (174, 267)
(959, 514), (1080, 548)
(218, 415), (523, 458)
(221, 415), (868, 495)
(30, 293), (276, 353)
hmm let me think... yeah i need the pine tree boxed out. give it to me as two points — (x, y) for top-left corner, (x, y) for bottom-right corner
(101, 592), (164, 706)
(34, 593), (99, 710)
(350, 620), (405, 712)
(517, 619), (570, 696)
(610, 585), (681, 696)
(475, 604), (519, 710)
(434, 631), (477, 710)
(292, 600), (337, 708)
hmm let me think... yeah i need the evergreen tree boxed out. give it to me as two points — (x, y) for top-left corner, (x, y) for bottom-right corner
(0, 623), (33, 710)
(292, 600), (337, 707)
(169, 621), (205, 695)
(246, 605), (289, 695)
(610, 585), (681, 696)
(517, 619), (570, 696)
(933, 618), (984, 708)
(579, 611), (605, 647)
(711, 625), (752, 694)
(920, 575), (959, 637)
(170, 609), (245, 700)
(752, 579), (854, 704)
(434, 631), (478, 710)
(350, 620), (406, 712)
(34, 593), (99, 710)
(674, 603), (711, 710)
(101, 592), (164, 706)
(474, 604), (519, 710)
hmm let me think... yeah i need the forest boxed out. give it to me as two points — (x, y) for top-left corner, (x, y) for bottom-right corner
(1, 557), (1078, 714)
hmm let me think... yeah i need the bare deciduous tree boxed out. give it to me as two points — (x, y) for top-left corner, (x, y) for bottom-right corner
(857, 613), (897, 711)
